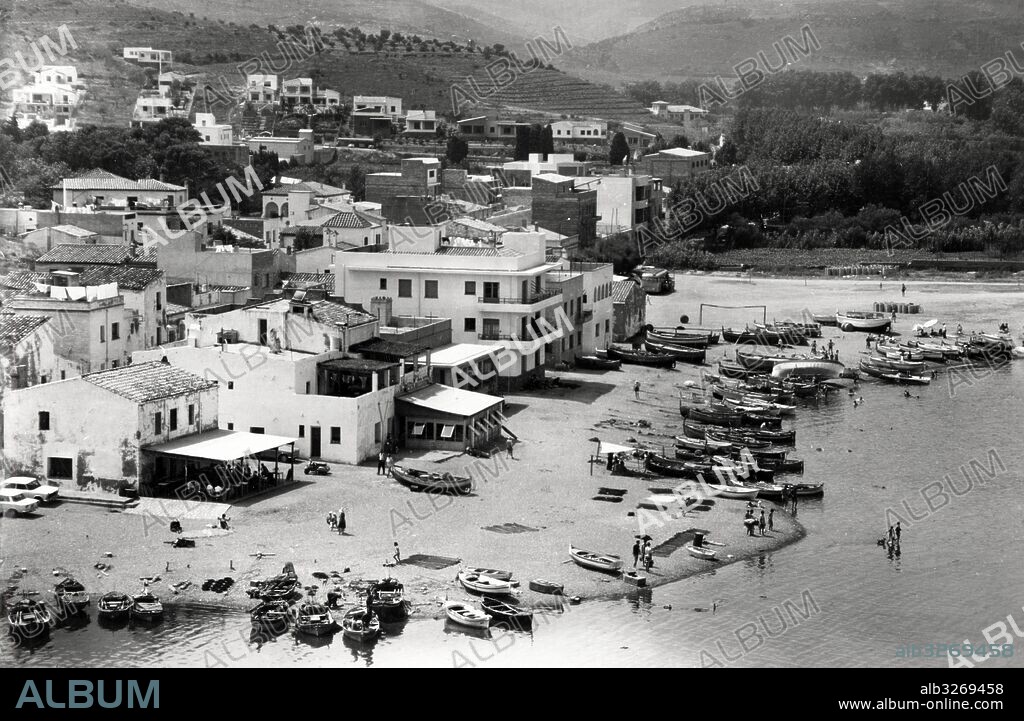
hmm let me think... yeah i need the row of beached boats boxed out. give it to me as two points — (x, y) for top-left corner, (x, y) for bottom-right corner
(5, 578), (166, 638)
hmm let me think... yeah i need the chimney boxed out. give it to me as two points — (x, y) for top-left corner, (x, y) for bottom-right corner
(371, 296), (393, 326)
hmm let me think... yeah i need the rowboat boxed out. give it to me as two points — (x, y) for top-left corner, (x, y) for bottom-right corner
(868, 355), (926, 373)
(785, 482), (825, 497)
(457, 570), (515, 596)
(528, 579), (564, 595)
(644, 340), (706, 364)
(444, 601), (491, 629)
(718, 360), (754, 379)
(812, 313), (838, 326)
(569, 545), (624, 573)
(645, 453), (714, 479)
(247, 572), (299, 601)
(96, 592), (132, 621)
(675, 435), (733, 453)
(836, 311), (891, 332)
(646, 328), (714, 347)
(770, 359), (844, 380)
(680, 403), (745, 427)
(575, 355), (622, 371)
(341, 607), (381, 642)
(622, 571), (648, 587)
(756, 455), (804, 474)
(759, 321), (822, 338)
(881, 371), (931, 385)
(686, 543), (717, 560)
(463, 567), (513, 582)
(368, 578), (409, 621)
(250, 600), (291, 628)
(130, 591), (163, 622)
(53, 577), (90, 613)
(705, 483), (760, 500)
(481, 597), (534, 630)
(6, 598), (54, 637)
(294, 603), (336, 636)
(606, 346), (676, 368)
(391, 466), (473, 495)
(721, 395), (796, 416)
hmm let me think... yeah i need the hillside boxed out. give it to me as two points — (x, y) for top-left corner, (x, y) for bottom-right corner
(561, 0), (1024, 84)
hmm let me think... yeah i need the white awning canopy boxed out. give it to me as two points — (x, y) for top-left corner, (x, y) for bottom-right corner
(144, 429), (297, 462)
(598, 441), (637, 456)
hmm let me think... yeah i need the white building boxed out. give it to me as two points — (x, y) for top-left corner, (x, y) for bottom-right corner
(551, 119), (608, 144)
(194, 112), (234, 145)
(404, 110), (438, 136)
(353, 95), (403, 122)
(123, 48), (173, 65)
(584, 173), (664, 236)
(246, 74), (280, 103)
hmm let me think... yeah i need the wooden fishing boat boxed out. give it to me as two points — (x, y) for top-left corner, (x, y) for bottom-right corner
(53, 577), (90, 613)
(881, 371), (931, 385)
(574, 355), (622, 371)
(528, 579), (564, 595)
(680, 403), (744, 427)
(741, 410), (783, 429)
(718, 360), (753, 379)
(675, 435), (733, 453)
(249, 600), (291, 628)
(756, 456), (805, 474)
(96, 592), (132, 621)
(644, 340), (706, 364)
(875, 345), (925, 363)
(705, 483), (760, 500)
(294, 602), (336, 636)
(645, 453), (713, 479)
(868, 355), (926, 374)
(606, 346), (676, 368)
(622, 571), (648, 587)
(391, 466), (473, 495)
(760, 321), (822, 338)
(6, 598), (54, 637)
(686, 543), (717, 560)
(785, 482), (825, 497)
(704, 429), (774, 449)
(569, 545), (624, 573)
(749, 482), (787, 500)
(457, 570), (515, 596)
(646, 328), (713, 347)
(770, 358), (844, 380)
(130, 591), (163, 622)
(444, 601), (491, 629)
(341, 607), (380, 642)
(481, 597), (534, 630)
(248, 569), (299, 600)
(858, 359), (889, 380)
(836, 311), (891, 332)
(721, 395), (797, 416)
(463, 567), (513, 582)
(368, 578), (409, 621)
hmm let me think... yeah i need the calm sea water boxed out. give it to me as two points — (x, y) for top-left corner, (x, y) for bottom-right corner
(4, 284), (1024, 668)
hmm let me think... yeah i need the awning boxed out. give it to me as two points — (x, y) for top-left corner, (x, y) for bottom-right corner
(399, 384), (503, 418)
(598, 441), (637, 456)
(440, 425), (456, 439)
(144, 429), (297, 462)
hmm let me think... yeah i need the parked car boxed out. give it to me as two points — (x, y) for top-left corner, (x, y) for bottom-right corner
(304, 461), (330, 476)
(0, 490), (40, 517)
(1, 477), (59, 503)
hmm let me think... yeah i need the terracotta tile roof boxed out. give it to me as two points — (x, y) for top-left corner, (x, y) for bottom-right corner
(0, 312), (50, 345)
(164, 303), (190, 316)
(0, 271), (51, 291)
(54, 169), (185, 192)
(35, 244), (135, 265)
(281, 272), (334, 288)
(84, 361), (218, 403)
(321, 211), (374, 229)
(77, 266), (164, 290)
(612, 279), (641, 303)
(309, 299), (374, 326)
(430, 245), (519, 257)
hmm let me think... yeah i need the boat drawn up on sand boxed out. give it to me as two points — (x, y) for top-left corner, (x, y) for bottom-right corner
(444, 601), (491, 629)
(704, 481), (760, 500)
(812, 313), (839, 326)
(250, 600), (291, 628)
(868, 355), (926, 374)
(686, 532), (717, 560)
(770, 358), (845, 380)
(569, 545), (624, 573)
(463, 567), (513, 582)
(457, 570), (515, 596)
(96, 592), (133, 621)
(6, 598), (54, 636)
(785, 482), (826, 497)
(574, 355), (622, 371)
(391, 466), (473, 495)
(606, 346), (676, 368)
(53, 577), (90, 613)
(341, 607), (380, 642)
(130, 592), (163, 622)
(675, 435), (734, 453)
(528, 579), (564, 595)
(645, 453), (714, 479)
(369, 578), (409, 621)
(294, 603), (336, 636)
(622, 571), (648, 587)
(679, 402), (745, 427)
(644, 340), (707, 364)
(836, 311), (891, 333)
(859, 360), (932, 385)
(734, 348), (793, 372)
(481, 597), (534, 630)
(646, 328), (716, 347)
(248, 567), (300, 600)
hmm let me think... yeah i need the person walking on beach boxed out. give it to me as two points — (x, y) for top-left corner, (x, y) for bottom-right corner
(634, 380), (641, 400)
(632, 539), (641, 569)
(901, 283), (906, 297)
(895, 522), (901, 544)
(337, 509), (346, 536)
(506, 437), (515, 459)
(768, 508), (774, 533)
(887, 525), (895, 545)
(392, 541), (402, 564)
(759, 510), (766, 536)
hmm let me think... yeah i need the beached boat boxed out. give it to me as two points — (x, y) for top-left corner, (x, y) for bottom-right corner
(463, 567), (513, 582)
(759, 321), (822, 338)
(248, 570), (299, 600)
(734, 348), (792, 372)
(718, 360), (754, 379)
(786, 482), (825, 497)
(836, 311), (891, 332)
(646, 328), (714, 347)
(705, 483), (760, 500)
(569, 545), (624, 573)
(130, 591), (163, 622)
(6, 598), (54, 637)
(756, 455), (805, 474)
(96, 592), (133, 621)
(606, 346), (676, 368)
(249, 600), (291, 628)
(527, 579), (564, 595)
(675, 435), (733, 453)
(481, 597), (534, 630)
(368, 578), (409, 621)
(294, 603), (336, 636)
(575, 355), (622, 371)
(686, 543), (717, 560)
(457, 570), (515, 596)
(444, 601), (491, 629)
(622, 571), (648, 587)
(868, 355), (926, 373)
(680, 403), (745, 427)
(645, 453), (714, 479)
(644, 340), (706, 364)
(341, 607), (380, 642)
(53, 577), (90, 613)
(770, 358), (844, 380)
(391, 466), (473, 495)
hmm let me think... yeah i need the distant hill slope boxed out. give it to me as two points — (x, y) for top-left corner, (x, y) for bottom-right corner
(561, 0), (1024, 83)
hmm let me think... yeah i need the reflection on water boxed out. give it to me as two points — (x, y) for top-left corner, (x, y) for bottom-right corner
(3, 361), (1023, 667)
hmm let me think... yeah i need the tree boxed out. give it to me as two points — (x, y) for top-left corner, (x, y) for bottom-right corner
(609, 131), (629, 166)
(2, 115), (22, 143)
(669, 134), (689, 149)
(541, 124), (555, 155)
(446, 135), (469, 165)
(513, 125), (531, 161)
(292, 226), (321, 252)
(21, 121), (49, 141)
(347, 164), (366, 201)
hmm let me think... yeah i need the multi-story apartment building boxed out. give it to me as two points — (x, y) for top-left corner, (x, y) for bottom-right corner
(551, 119), (608, 144)
(123, 48), (173, 65)
(246, 74), (280, 103)
(365, 158), (442, 207)
(531, 174), (599, 250)
(281, 78), (341, 111)
(588, 172), (664, 237)
(640, 147), (712, 185)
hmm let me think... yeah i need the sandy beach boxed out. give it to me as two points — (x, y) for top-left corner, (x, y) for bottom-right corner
(4, 273), (1018, 622)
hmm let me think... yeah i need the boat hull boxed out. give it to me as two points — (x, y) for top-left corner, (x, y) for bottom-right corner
(837, 312), (891, 332)
(569, 546), (623, 573)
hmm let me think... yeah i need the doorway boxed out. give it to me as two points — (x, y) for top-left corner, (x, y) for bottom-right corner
(310, 426), (321, 458)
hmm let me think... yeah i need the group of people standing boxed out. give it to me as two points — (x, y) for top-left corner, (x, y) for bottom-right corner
(632, 537), (654, 571)
(377, 434), (397, 476)
(326, 508), (347, 535)
(811, 339), (839, 361)
(743, 504), (774, 536)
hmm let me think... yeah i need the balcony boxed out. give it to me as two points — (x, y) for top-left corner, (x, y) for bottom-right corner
(478, 331), (514, 341)
(477, 288), (562, 305)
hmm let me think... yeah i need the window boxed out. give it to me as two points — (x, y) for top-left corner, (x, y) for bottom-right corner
(299, 425), (305, 438)
(440, 424), (456, 440)
(154, 412), (163, 434)
(61, 371), (66, 380)
(464, 318), (477, 333)
(596, 323), (600, 337)
(465, 281), (476, 295)
(156, 292), (162, 311)
(605, 319), (610, 334)
(111, 322), (120, 340)
(305, 382), (310, 394)
(38, 411), (50, 431)
(374, 422), (381, 444)
(250, 427), (265, 434)
(330, 427), (341, 444)
(99, 325), (105, 343)
(424, 280), (438, 298)
(227, 382), (234, 390)
(40, 375), (48, 384)
(398, 279), (412, 298)
(169, 409), (178, 431)
(188, 405), (195, 425)
(48, 457), (73, 480)
(483, 281), (499, 301)
(227, 422), (234, 430)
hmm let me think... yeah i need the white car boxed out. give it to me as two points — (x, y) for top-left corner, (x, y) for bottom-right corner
(1, 477), (59, 503)
(0, 490), (39, 517)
